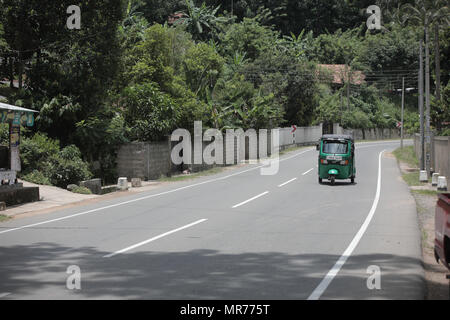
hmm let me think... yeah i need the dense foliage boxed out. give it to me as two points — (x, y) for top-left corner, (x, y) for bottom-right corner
(0, 0), (448, 184)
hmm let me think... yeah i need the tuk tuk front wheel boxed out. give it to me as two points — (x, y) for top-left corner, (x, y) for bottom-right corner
(330, 176), (335, 185)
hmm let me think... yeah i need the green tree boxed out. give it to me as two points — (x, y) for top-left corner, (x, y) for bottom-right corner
(122, 82), (180, 141)
(175, 0), (229, 41)
(183, 42), (224, 97)
(218, 15), (280, 61)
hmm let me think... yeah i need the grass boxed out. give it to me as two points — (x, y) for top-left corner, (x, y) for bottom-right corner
(71, 186), (92, 195)
(392, 146), (419, 168)
(411, 189), (440, 196)
(392, 146), (430, 187)
(0, 215), (11, 223)
(402, 171), (428, 187)
(158, 167), (225, 182)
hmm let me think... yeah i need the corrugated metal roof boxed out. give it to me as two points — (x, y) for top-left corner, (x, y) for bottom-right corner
(0, 102), (38, 113)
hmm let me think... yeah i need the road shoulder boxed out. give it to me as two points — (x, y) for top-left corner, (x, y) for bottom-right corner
(392, 146), (449, 300)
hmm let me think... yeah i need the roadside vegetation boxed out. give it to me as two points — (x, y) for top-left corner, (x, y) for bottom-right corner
(0, 0), (448, 187)
(392, 146), (449, 299)
(70, 186), (93, 195)
(393, 146), (419, 168)
(0, 214), (11, 223)
(393, 146), (428, 186)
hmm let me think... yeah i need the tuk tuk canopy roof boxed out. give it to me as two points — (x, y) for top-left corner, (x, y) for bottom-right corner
(321, 134), (354, 142)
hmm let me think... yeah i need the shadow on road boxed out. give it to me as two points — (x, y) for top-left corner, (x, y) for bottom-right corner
(0, 242), (425, 299)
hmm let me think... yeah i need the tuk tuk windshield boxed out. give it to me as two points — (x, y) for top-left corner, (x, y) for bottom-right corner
(322, 140), (348, 154)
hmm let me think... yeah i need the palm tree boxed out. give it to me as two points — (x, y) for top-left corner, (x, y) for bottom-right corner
(402, 0), (449, 174)
(403, 0), (449, 99)
(175, 0), (227, 42)
(431, 1), (450, 102)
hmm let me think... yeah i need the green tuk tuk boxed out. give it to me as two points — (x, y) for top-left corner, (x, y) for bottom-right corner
(317, 135), (355, 185)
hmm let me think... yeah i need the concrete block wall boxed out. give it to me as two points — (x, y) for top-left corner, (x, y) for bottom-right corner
(295, 124), (322, 145)
(413, 134), (449, 181)
(342, 128), (402, 140)
(116, 142), (147, 180)
(116, 140), (171, 180)
(117, 124), (411, 181)
(433, 136), (450, 181)
(147, 140), (172, 179)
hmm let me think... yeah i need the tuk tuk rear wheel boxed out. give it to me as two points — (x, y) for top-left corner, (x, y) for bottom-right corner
(351, 177), (355, 184)
(319, 177), (323, 184)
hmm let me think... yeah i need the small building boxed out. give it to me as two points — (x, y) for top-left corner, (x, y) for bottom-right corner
(0, 102), (39, 207)
(317, 64), (366, 87)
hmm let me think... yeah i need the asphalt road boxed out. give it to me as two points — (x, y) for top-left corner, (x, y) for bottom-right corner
(0, 140), (425, 300)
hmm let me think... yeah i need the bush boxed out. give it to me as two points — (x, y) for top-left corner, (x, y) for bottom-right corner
(20, 134), (92, 188)
(71, 186), (92, 195)
(20, 133), (60, 172)
(44, 150), (92, 188)
(440, 128), (450, 137)
(21, 170), (52, 185)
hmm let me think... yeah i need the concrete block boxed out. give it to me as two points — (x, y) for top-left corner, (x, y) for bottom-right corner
(117, 177), (128, 191)
(432, 173), (440, 186)
(437, 176), (448, 191)
(131, 178), (142, 188)
(80, 178), (102, 195)
(0, 201), (5, 211)
(0, 187), (39, 206)
(419, 170), (428, 182)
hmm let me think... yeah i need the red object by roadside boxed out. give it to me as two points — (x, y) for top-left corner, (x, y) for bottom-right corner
(435, 193), (450, 270)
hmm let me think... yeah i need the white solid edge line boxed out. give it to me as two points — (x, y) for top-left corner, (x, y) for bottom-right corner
(307, 150), (386, 300)
(0, 149), (313, 236)
(278, 178), (298, 188)
(232, 191), (270, 209)
(302, 168), (314, 176)
(104, 219), (207, 258)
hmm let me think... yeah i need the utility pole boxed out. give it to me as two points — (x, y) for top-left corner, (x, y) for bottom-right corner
(419, 40), (425, 171)
(425, 24), (431, 176)
(401, 77), (405, 149)
(347, 65), (350, 111)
